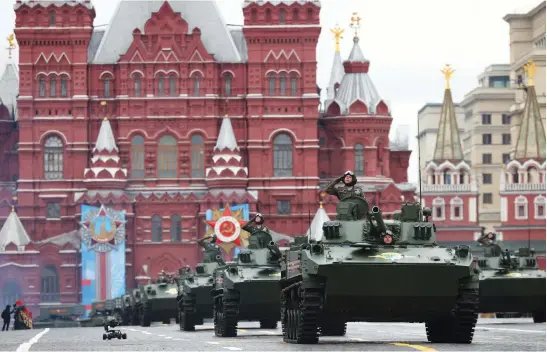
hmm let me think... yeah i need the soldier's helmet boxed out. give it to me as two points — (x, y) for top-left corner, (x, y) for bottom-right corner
(343, 170), (357, 187)
(254, 213), (264, 224)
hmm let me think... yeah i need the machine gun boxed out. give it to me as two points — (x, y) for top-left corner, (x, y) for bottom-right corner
(267, 241), (283, 261)
(215, 255), (226, 266)
(102, 316), (127, 340)
(365, 206), (398, 245)
(499, 248), (517, 270)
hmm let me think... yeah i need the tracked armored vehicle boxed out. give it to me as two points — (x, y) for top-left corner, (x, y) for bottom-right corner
(110, 295), (132, 325)
(280, 198), (479, 344)
(212, 230), (283, 337)
(33, 304), (85, 328)
(130, 288), (143, 325)
(80, 301), (108, 327)
(139, 272), (178, 327)
(476, 232), (546, 323)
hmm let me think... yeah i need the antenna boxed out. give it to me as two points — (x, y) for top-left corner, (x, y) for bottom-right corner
(308, 203), (312, 238)
(417, 116), (423, 208)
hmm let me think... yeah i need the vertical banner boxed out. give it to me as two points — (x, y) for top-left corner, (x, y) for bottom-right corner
(80, 204), (127, 317)
(205, 204), (249, 258)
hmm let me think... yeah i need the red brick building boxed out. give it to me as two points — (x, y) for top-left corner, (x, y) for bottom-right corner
(0, 0), (413, 314)
(421, 65), (481, 246)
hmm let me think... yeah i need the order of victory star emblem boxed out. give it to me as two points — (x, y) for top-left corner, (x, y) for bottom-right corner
(205, 205), (248, 250)
(80, 205), (126, 252)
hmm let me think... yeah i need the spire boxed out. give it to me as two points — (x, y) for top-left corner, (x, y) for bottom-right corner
(0, 196), (31, 252)
(306, 201), (331, 241)
(206, 115), (248, 188)
(0, 39), (19, 121)
(513, 60), (546, 161)
(432, 64), (464, 162)
(93, 117), (118, 153)
(350, 12), (361, 39)
(326, 49), (345, 101)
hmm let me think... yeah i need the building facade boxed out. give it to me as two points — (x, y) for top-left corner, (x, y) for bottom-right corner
(0, 0), (413, 314)
(460, 64), (515, 231)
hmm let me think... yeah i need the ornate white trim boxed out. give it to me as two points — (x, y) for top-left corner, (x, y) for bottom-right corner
(514, 195), (528, 220)
(450, 196), (464, 221)
(432, 197), (445, 221)
(534, 195), (546, 219)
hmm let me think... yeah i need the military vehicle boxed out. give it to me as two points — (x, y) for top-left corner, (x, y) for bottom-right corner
(109, 296), (132, 325)
(178, 235), (225, 331)
(139, 272), (179, 327)
(80, 301), (108, 327)
(212, 229), (283, 337)
(130, 288), (143, 325)
(280, 199), (479, 344)
(33, 304), (86, 328)
(475, 232), (546, 323)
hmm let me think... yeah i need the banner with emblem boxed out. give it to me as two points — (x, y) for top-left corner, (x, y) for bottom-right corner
(205, 204), (249, 258)
(80, 204), (126, 317)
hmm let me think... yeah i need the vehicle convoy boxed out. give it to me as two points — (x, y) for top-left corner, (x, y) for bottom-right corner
(80, 301), (109, 327)
(475, 231), (546, 323)
(139, 271), (179, 327)
(212, 215), (283, 337)
(111, 295), (132, 325)
(177, 234), (224, 331)
(33, 304), (86, 328)
(279, 192), (479, 344)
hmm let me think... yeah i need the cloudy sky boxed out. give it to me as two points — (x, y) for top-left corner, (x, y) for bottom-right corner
(0, 0), (543, 184)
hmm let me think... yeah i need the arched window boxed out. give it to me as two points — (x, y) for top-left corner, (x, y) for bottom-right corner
(459, 170), (466, 184)
(534, 195), (546, 219)
(39, 77), (46, 97)
(511, 168), (519, 183)
(158, 135), (177, 178)
(50, 77), (56, 97)
(432, 197), (445, 221)
(191, 134), (205, 178)
(49, 11), (55, 26)
(169, 75), (176, 96)
(268, 74), (275, 95)
(40, 265), (60, 302)
(354, 144), (364, 176)
(515, 196), (528, 220)
(450, 197), (464, 221)
(134, 75), (141, 96)
(44, 135), (63, 180)
(130, 135), (145, 178)
(103, 78), (111, 98)
(158, 76), (165, 96)
(307, 8), (313, 20)
(443, 169), (451, 184)
(1, 282), (21, 308)
(193, 75), (200, 96)
(151, 215), (162, 242)
(60, 76), (68, 97)
(527, 167), (539, 183)
(225, 75), (232, 96)
(266, 8), (272, 21)
(170, 214), (182, 242)
(292, 8), (299, 21)
(280, 73), (286, 95)
(290, 76), (298, 95)
(273, 133), (293, 177)
(279, 9), (286, 24)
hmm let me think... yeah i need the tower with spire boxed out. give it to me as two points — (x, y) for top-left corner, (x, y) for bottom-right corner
(422, 65), (480, 245)
(497, 60), (546, 250)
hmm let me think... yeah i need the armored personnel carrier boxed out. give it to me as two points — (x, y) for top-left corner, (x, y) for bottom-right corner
(139, 272), (179, 327)
(475, 232), (546, 323)
(80, 301), (108, 327)
(33, 304), (86, 328)
(130, 288), (143, 325)
(178, 234), (225, 331)
(109, 296), (132, 325)
(212, 229), (283, 337)
(280, 198), (479, 344)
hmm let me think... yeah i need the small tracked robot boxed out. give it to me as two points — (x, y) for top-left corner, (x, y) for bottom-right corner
(102, 316), (127, 340)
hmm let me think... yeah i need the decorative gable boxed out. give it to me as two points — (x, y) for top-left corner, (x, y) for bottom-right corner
(144, 1), (188, 35)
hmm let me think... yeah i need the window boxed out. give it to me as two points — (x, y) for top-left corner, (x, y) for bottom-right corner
(151, 215), (162, 242)
(130, 135), (145, 178)
(458, 171), (466, 184)
(1, 282), (21, 308)
(49, 11), (55, 26)
(432, 198), (445, 220)
(277, 200), (291, 214)
(169, 76), (176, 96)
(60, 77), (67, 97)
(158, 76), (165, 95)
(292, 8), (299, 21)
(268, 75), (275, 95)
(443, 169), (451, 184)
(193, 75), (200, 96)
(157, 135), (177, 178)
(50, 77), (56, 97)
(225, 75), (232, 96)
(354, 144), (364, 176)
(482, 193), (493, 204)
(534, 196), (546, 219)
(454, 206), (461, 218)
(134, 75), (141, 96)
(482, 134), (492, 144)
(103, 78), (111, 98)
(502, 114), (511, 125)
(518, 205), (526, 217)
(273, 133), (293, 177)
(502, 153), (511, 164)
(502, 134), (511, 145)
(251, 8), (257, 22)
(170, 214), (182, 242)
(481, 114), (491, 125)
(279, 9), (286, 24)
(39, 77), (46, 97)
(515, 196), (528, 220)
(191, 134), (205, 178)
(266, 8), (271, 21)
(307, 8), (313, 20)
(510, 168), (519, 183)
(291, 76), (297, 95)
(482, 173), (492, 184)
(482, 153), (492, 164)
(44, 136), (63, 180)
(40, 266), (60, 302)
(280, 73), (286, 95)
(450, 197), (464, 221)
(46, 202), (60, 219)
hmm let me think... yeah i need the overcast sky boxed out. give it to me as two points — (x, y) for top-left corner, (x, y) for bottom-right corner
(0, 0), (543, 184)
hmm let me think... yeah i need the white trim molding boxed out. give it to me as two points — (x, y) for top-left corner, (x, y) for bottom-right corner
(450, 196), (464, 221)
(432, 197), (445, 221)
(514, 195), (528, 220)
(534, 195), (546, 220)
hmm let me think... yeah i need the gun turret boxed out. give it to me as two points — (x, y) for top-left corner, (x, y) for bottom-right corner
(267, 241), (282, 259)
(215, 255), (226, 266)
(370, 206), (387, 234)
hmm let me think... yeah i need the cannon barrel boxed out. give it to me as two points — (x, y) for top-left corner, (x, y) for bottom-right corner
(215, 254), (226, 266)
(370, 206), (387, 233)
(267, 241), (282, 258)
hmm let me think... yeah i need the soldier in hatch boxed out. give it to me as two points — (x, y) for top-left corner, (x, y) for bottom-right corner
(476, 227), (502, 257)
(242, 213), (268, 234)
(198, 234), (222, 263)
(324, 170), (364, 200)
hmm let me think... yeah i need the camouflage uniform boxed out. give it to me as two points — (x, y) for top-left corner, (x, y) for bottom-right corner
(198, 235), (222, 263)
(324, 171), (364, 200)
(476, 228), (502, 257)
